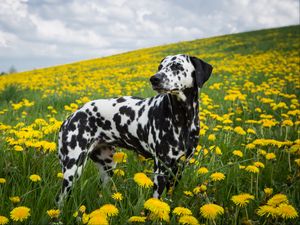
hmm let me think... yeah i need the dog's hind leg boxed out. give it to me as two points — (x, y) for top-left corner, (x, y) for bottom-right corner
(56, 140), (96, 206)
(89, 144), (116, 184)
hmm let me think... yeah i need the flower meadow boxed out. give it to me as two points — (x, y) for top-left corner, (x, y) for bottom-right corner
(0, 25), (299, 224)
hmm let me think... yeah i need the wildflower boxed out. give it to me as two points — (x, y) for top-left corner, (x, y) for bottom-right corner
(9, 196), (21, 203)
(173, 207), (193, 216)
(144, 198), (170, 222)
(128, 216), (147, 223)
(0, 216), (9, 225)
(197, 167), (209, 175)
(82, 213), (90, 224)
(200, 203), (224, 220)
(57, 172), (64, 179)
(282, 120), (293, 126)
(114, 169), (125, 176)
(208, 134), (216, 141)
(134, 173), (153, 188)
(99, 204), (119, 217)
(0, 178), (6, 184)
(246, 143), (255, 149)
(267, 194), (289, 207)
(215, 146), (222, 155)
(47, 209), (60, 218)
(232, 150), (243, 157)
(264, 188), (273, 196)
(14, 145), (23, 151)
(276, 203), (298, 219)
(258, 149), (267, 155)
(234, 126), (246, 135)
(245, 165), (259, 173)
(210, 172), (225, 181)
(265, 153), (276, 160)
(178, 215), (200, 225)
(79, 205), (86, 213)
(88, 213), (108, 225)
(231, 193), (254, 207)
(112, 192), (123, 201)
(253, 161), (265, 168)
(10, 206), (30, 222)
(184, 191), (194, 197)
(247, 128), (256, 134)
(29, 174), (42, 182)
(113, 152), (127, 163)
(257, 205), (278, 218)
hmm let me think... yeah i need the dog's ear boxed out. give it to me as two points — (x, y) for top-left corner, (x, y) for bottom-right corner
(190, 56), (213, 88)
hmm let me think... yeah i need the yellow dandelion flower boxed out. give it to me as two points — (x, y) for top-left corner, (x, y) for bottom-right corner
(144, 198), (170, 222)
(0, 178), (6, 184)
(112, 192), (123, 201)
(215, 146), (222, 155)
(14, 145), (24, 151)
(247, 128), (256, 134)
(128, 216), (147, 223)
(9, 196), (21, 203)
(276, 203), (298, 219)
(246, 143), (255, 149)
(184, 191), (194, 197)
(257, 205), (278, 218)
(82, 213), (89, 224)
(200, 203), (224, 220)
(173, 207), (192, 216)
(79, 205), (86, 213)
(29, 174), (42, 182)
(88, 213), (108, 225)
(265, 153), (276, 160)
(178, 215), (200, 225)
(57, 172), (64, 179)
(239, 165), (246, 169)
(258, 149), (267, 155)
(197, 167), (209, 175)
(231, 193), (254, 207)
(113, 152), (127, 163)
(133, 173), (153, 188)
(208, 134), (216, 141)
(232, 150), (243, 157)
(113, 169), (125, 176)
(47, 209), (60, 218)
(264, 188), (273, 196)
(245, 165), (259, 173)
(282, 120), (293, 126)
(234, 126), (246, 135)
(267, 194), (289, 207)
(0, 216), (9, 225)
(210, 172), (225, 181)
(10, 206), (31, 222)
(99, 204), (119, 217)
(253, 161), (265, 168)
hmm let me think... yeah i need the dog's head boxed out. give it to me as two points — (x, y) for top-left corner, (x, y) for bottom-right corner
(150, 54), (213, 93)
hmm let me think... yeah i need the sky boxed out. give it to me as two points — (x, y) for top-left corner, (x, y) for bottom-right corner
(0, 0), (299, 72)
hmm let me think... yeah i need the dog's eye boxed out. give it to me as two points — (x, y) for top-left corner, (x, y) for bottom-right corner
(158, 64), (163, 71)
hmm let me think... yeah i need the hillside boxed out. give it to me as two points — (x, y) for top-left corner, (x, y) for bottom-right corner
(0, 25), (299, 224)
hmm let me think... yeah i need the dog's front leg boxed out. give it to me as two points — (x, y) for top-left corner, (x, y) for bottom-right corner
(153, 159), (168, 198)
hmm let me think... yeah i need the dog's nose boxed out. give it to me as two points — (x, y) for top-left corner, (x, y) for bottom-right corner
(150, 74), (162, 86)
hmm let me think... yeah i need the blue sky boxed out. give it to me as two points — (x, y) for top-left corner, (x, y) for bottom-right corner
(0, 0), (299, 72)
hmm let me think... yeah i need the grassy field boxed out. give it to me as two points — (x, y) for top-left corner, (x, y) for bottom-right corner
(0, 25), (299, 225)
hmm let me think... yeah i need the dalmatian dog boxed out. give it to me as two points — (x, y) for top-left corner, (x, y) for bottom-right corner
(57, 54), (212, 205)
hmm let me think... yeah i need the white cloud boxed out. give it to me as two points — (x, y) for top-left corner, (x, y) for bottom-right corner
(0, 0), (298, 72)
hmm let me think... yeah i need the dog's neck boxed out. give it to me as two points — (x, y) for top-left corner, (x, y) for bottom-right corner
(167, 86), (199, 127)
